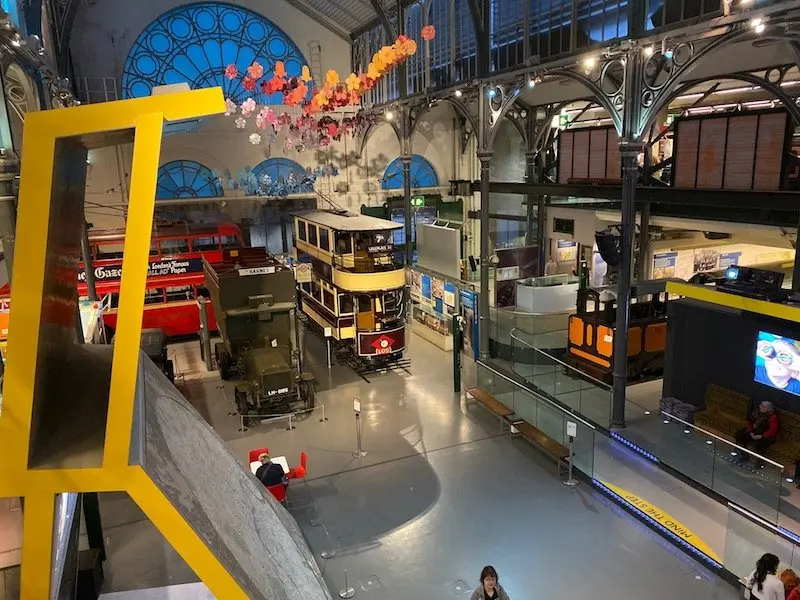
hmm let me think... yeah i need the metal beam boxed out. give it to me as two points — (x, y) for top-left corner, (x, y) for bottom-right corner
(280, 0), (353, 41)
(368, 0), (397, 38)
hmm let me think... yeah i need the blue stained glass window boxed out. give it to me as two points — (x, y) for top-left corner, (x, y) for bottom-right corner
(252, 158), (313, 193)
(156, 160), (223, 199)
(381, 155), (439, 190)
(121, 2), (310, 103)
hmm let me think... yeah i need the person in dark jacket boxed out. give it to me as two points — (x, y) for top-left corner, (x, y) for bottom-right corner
(735, 401), (779, 462)
(470, 566), (510, 600)
(255, 453), (287, 488)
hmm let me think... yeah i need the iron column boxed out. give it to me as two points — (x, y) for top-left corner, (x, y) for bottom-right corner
(478, 150), (493, 360)
(0, 154), (17, 282)
(524, 151), (536, 247)
(80, 220), (98, 301)
(637, 201), (651, 281)
(401, 155), (413, 266)
(611, 141), (643, 428)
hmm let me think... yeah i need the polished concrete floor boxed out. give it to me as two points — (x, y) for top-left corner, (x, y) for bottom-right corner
(89, 327), (739, 599)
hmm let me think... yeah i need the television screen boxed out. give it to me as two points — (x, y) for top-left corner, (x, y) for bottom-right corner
(754, 331), (800, 396)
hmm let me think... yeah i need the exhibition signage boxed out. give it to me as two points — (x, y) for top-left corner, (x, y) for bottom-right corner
(719, 252), (742, 269)
(78, 258), (204, 283)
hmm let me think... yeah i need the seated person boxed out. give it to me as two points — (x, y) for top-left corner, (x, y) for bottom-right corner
(255, 453), (288, 489)
(735, 401), (779, 462)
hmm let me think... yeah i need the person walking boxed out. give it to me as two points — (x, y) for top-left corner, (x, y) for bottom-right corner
(470, 566), (510, 600)
(745, 553), (784, 600)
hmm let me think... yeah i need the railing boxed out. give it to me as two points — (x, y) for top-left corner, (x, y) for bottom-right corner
(333, 253), (404, 274)
(521, 273), (580, 287)
(477, 360), (598, 475)
(488, 306), (570, 354)
(510, 328), (613, 427)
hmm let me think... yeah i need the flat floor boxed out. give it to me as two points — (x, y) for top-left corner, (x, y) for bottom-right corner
(90, 326), (738, 599)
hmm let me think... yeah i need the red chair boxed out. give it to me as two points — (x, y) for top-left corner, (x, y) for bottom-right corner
(266, 483), (287, 503)
(291, 452), (308, 479)
(248, 448), (269, 463)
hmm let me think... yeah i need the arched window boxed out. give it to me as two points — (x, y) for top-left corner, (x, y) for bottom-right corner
(121, 2), (310, 103)
(156, 160), (223, 199)
(381, 155), (439, 190)
(252, 158), (313, 193)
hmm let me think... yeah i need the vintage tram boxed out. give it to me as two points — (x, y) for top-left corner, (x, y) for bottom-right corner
(293, 209), (407, 363)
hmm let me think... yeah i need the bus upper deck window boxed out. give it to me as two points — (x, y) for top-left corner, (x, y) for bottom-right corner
(150, 242), (158, 255)
(220, 235), (240, 249)
(298, 221), (307, 242)
(336, 233), (352, 255)
(161, 238), (189, 254)
(192, 236), (219, 252)
(144, 288), (166, 305)
(308, 224), (318, 246)
(166, 286), (193, 302)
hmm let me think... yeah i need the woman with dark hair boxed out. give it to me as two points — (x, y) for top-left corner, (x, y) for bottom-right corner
(745, 553), (784, 600)
(470, 566), (510, 600)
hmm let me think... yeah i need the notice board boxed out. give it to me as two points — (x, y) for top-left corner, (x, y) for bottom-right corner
(558, 126), (622, 184)
(672, 110), (790, 191)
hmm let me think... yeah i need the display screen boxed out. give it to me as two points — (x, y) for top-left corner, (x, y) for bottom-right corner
(755, 331), (800, 396)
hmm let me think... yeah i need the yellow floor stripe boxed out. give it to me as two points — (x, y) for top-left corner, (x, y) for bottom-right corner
(601, 480), (722, 562)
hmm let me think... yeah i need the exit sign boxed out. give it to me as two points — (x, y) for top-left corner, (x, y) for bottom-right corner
(411, 196), (425, 207)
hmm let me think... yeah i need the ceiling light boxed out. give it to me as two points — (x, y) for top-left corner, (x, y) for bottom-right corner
(582, 56), (596, 71)
(754, 23), (765, 33)
(385, 109), (394, 121)
(663, 49), (674, 60)
(750, 17), (762, 27)
(643, 46), (653, 57)
(487, 88), (496, 98)
(454, 89), (462, 98)
(527, 78), (536, 88)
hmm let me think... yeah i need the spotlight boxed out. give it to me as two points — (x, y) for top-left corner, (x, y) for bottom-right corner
(385, 109), (394, 121)
(643, 46), (653, 57)
(754, 22), (765, 33)
(663, 49), (674, 60)
(583, 56), (596, 71)
(454, 89), (462, 98)
(487, 88), (496, 98)
(527, 78), (536, 88)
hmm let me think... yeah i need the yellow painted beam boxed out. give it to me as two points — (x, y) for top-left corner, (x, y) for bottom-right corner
(127, 468), (248, 599)
(103, 112), (164, 469)
(666, 281), (800, 323)
(20, 492), (55, 599)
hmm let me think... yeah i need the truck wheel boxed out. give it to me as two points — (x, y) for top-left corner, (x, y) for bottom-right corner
(219, 352), (232, 380)
(300, 379), (315, 411)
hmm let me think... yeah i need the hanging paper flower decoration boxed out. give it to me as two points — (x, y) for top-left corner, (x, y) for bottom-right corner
(241, 98), (256, 117)
(345, 73), (361, 93)
(234, 117), (246, 129)
(274, 61), (286, 78)
(249, 133), (262, 145)
(224, 98), (237, 116)
(242, 76), (256, 92)
(421, 25), (436, 41)
(217, 165), (339, 198)
(301, 66), (313, 83)
(224, 64), (238, 80)
(247, 61), (264, 79)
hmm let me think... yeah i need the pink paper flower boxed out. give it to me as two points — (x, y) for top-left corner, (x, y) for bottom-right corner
(247, 62), (264, 80)
(224, 64), (238, 80)
(234, 117), (246, 129)
(224, 98), (237, 116)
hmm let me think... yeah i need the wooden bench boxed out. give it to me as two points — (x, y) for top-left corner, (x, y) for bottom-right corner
(465, 387), (514, 429)
(512, 419), (570, 478)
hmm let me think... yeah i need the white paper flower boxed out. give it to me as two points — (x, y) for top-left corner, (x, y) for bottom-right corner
(224, 98), (237, 116)
(234, 117), (246, 129)
(249, 133), (262, 145)
(241, 98), (256, 117)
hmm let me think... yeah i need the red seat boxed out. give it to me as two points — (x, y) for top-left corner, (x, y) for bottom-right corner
(248, 447), (269, 463)
(266, 483), (287, 503)
(301, 451), (308, 472)
(290, 452), (308, 479)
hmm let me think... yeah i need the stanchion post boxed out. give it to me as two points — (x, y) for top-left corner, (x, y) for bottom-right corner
(238, 413), (248, 433)
(338, 569), (355, 599)
(286, 413), (295, 431)
(320, 401), (327, 422)
(353, 398), (367, 458)
(563, 420), (578, 488)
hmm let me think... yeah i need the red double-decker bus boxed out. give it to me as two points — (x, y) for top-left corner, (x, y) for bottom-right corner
(0, 222), (246, 339)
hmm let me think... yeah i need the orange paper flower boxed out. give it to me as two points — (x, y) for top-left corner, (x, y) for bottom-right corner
(301, 65), (312, 82)
(345, 73), (361, 93)
(421, 25), (436, 41)
(274, 61), (286, 78)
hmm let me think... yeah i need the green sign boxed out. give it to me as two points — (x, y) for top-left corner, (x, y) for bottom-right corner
(411, 196), (425, 207)
(558, 113), (570, 129)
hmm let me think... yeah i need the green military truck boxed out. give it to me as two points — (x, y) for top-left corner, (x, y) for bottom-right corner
(203, 248), (314, 417)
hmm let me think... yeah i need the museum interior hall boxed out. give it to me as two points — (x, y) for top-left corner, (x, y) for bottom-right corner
(2, 0), (800, 598)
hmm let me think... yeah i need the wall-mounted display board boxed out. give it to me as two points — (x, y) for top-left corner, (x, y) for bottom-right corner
(672, 110), (791, 191)
(557, 127), (622, 184)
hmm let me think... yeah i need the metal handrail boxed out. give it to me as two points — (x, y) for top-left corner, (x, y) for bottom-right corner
(510, 328), (611, 390)
(477, 360), (597, 430)
(661, 410), (784, 469)
(493, 306), (574, 317)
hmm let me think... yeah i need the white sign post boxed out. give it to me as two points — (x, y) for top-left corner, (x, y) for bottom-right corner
(353, 398), (367, 458)
(324, 327), (333, 369)
(563, 421), (578, 488)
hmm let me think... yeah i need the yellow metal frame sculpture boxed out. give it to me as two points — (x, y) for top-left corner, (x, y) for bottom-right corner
(0, 88), (248, 599)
